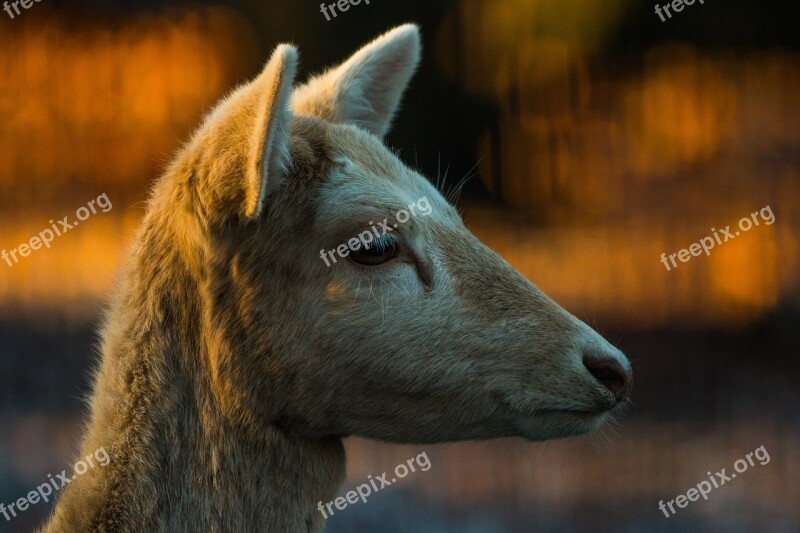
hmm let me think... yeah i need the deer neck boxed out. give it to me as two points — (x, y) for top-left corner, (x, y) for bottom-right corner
(46, 236), (345, 532)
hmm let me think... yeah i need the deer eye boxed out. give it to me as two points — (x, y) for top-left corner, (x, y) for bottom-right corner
(350, 236), (399, 266)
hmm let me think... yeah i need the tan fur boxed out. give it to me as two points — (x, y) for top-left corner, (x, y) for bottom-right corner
(44, 25), (630, 532)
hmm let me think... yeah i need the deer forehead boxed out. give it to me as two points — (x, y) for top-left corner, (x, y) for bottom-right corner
(312, 124), (459, 229)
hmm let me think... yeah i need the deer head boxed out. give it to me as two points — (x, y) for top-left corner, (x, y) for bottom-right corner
(167, 24), (631, 446)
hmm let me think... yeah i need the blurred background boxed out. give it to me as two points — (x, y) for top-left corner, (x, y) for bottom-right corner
(0, 0), (798, 531)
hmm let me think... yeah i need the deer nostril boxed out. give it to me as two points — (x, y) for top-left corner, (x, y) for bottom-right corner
(583, 353), (632, 402)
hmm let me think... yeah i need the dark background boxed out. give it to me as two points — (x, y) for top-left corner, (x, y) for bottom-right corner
(0, 0), (798, 531)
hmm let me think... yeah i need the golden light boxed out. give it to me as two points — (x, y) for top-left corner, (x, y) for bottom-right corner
(0, 7), (258, 320)
(433, 0), (799, 327)
(0, 7), (258, 188)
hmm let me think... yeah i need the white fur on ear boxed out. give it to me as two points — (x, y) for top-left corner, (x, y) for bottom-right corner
(292, 24), (421, 138)
(246, 44), (298, 219)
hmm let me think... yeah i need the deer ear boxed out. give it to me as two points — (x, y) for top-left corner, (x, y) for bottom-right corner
(244, 44), (298, 219)
(292, 24), (421, 138)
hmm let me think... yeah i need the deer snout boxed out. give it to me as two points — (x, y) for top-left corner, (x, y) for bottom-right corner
(582, 349), (632, 403)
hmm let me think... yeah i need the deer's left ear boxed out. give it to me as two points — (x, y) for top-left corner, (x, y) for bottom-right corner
(292, 24), (421, 138)
(245, 44), (298, 219)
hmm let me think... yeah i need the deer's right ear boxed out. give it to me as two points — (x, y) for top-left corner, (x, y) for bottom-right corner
(193, 44), (298, 224)
(243, 44), (298, 220)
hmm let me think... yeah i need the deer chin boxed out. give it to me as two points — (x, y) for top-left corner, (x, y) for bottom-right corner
(503, 401), (617, 441)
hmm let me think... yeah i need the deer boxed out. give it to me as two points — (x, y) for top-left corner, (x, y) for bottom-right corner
(43, 24), (632, 532)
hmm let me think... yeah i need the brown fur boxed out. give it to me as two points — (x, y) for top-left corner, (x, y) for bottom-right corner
(44, 25), (630, 532)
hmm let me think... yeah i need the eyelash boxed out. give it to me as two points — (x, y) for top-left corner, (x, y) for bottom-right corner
(365, 235), (399, 252)
(348, 233), (401, 266)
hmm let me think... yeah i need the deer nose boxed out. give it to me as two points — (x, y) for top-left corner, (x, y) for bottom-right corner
(583, 351), (632, 403)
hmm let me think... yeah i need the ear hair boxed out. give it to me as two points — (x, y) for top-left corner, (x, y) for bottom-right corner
(292, 24), (421, 138)
(245, 44), (298, 219)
